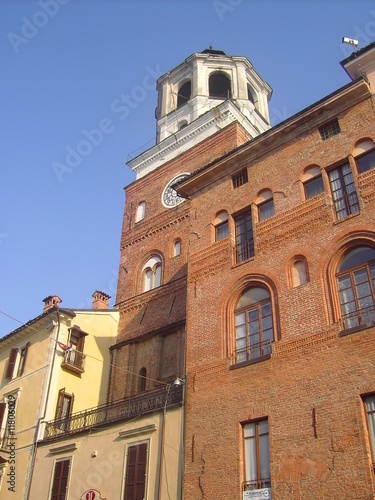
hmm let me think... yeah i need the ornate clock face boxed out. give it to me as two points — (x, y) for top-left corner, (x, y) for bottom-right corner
(162, 174), (189, 208)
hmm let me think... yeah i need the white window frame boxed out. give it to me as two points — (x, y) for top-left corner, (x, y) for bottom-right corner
(0, 388), (21, 449)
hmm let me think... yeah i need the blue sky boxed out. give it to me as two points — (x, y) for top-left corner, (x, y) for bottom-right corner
(1, 0), (374, 337)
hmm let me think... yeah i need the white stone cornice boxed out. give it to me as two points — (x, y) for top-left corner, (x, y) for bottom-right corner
(128, 100), (270, 179)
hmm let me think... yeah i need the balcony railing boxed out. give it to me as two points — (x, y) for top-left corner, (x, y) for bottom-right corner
(235, 238), (254, 264)
(61, 349), (86, 373)
(0, 429), (11, 449)
(43, 384), (183, 441)
(232, 339), (272, 366)
(341, 305), (375, 332)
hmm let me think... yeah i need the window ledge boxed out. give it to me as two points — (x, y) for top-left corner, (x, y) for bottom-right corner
(229, 353), (271, 370)
(49, 442), (78, 454)
(61, 361), (84, 375)
(119, 424), (157, 439)
(333, 210), (360, 225)
(339, 323), (375, 338)
(232, 256), (255, 269)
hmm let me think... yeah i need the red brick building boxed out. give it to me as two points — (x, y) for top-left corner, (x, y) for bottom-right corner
(176, 44), (375, 499)
(113, 43), (375, 499)
(112, 48), (272, 498)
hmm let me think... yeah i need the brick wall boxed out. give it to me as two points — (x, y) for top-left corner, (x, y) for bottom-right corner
(183, 89), (375, 498)
(112, 122), (251, 401)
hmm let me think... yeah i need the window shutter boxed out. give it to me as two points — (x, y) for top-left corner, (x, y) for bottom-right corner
(135, 443), (148, 499)
(124, 446), (137, 500)
(51, 459), (70, 500)
(0, 402), (6, 432)
(77, 335), (85, 353)
(5, 348), (18, 379)
(19, 342), (30, 376)
(124, 443), (148, 500)
(55, 388), (65, 420)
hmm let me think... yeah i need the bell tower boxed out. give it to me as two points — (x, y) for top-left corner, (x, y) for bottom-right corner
(128, 48), (272, 179)
(155, 48), (272, 143)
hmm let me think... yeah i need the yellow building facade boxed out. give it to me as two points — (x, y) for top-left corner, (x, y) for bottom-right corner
(0, 292), (118, 499)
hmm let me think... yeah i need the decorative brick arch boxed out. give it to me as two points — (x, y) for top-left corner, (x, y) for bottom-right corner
(221, 274), (280, 359)
(288, 254), (309, 288)
(135, 250), (165, 295)
(351, 137), (375, 156)
(321, 230), (375, 324)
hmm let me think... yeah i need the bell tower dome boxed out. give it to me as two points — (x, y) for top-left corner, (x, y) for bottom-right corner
(155, 48), (272, 143)
(128, 48), (272, 179)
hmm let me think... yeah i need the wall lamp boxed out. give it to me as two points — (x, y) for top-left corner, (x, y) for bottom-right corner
(173, 377), (185, 386)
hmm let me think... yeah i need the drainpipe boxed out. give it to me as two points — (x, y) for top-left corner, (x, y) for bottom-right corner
(26, 309), (61, 499)
(157, 386), (170, 500)
(179, 375), (187, 500)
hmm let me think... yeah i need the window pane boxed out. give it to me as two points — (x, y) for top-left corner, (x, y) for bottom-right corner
(364, 395), (375, 463)
(174, 240), (181, 256)
(244, 422), (256, 438)
(144, 270), (153, 291)
(136, 202), (145, 222)
(292, 260), (308, 287)
(305, 175), (324, 199)
(235, 312), (246, 328)
(259, 433), (271, 480)
(235, 211), (254, 262)
(259, 199), (275, 221)
(216, 221), (229, 241)
(154, 264), (162, 288)
(236, 288), (270, 309)
(232, 169), (248, 189)
(244, 423), (257, 481)
(342, 164), (360, 213)
(248, 308), (260, 336)
(337, 250), (375, 329)
(329, 165), (359, 219)
(339, 247), (375, 272)
(319, 119), (340, 140)
(357, 149), (375, 173)
(244, 420), (271, 490)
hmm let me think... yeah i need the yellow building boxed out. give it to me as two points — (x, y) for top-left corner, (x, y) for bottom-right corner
(0, 291), (118, 499)
(29, 400), (184, 499)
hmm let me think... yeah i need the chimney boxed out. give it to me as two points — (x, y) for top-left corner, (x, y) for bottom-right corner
(92, 290), (111, 310)
(43, 295), (62, 313)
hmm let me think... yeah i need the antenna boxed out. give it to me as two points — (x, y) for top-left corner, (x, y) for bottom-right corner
(342, 37), (359, 53)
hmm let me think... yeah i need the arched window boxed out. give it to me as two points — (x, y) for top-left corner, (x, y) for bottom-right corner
(247, 84), (255, 104)
(291, 257), (309, 287)
(337, 246), (375, 330)
(174, 239), (181, 257)
(136, 202), (145, 222)
(302, 166), (324, 200)
(352, 139), (375, 174)
(209, 72), (231, 99)
(177, 81), (191, 108)
(214, 211), (229, 241)
(234, 287), (274, 364)
(256, 189), (275, 221)
(138, 367), (147, 392)
(142, 256), (162, 292)
(247, 83), (259, 111)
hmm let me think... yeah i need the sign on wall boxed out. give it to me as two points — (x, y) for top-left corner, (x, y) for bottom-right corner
(243, 488), (272, 500)
(80, 490), (107, 500)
